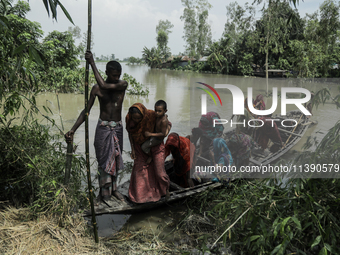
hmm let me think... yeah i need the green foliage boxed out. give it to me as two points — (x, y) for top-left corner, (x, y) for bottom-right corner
(0, 0), (88, 220)
(156, 19), (174, 35)
(41, 30), (80, 69)
(123, 73), (149, 96)
(156, 30), (171, 61)
(127, 56), (142, 65)
(238, 53), (254, 76)
(155, 19), (173, 61)
(188, 177), (340, 254)
(174, 61), (206, 73)
(0, 116), (87, 215)
(142, 46), (162, 68)
(40, 0), (74, 25)
(288, 40), (325, 77)
(170, 56), (182, 70)
(180, 0), (212, 58)
(169, 0), (339, 77)
(39, 66), (86, 93)
(207, 42), (228, 74)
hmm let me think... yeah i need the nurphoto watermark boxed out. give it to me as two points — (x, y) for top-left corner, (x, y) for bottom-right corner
(190, 78), (340, 179)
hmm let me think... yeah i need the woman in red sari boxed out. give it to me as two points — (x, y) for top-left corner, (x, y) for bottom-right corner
(165, 133), (196, 188)
(126, 103), (170, 203)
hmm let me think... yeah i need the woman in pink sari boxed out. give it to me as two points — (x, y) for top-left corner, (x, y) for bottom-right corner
(126, 103), (170, 203)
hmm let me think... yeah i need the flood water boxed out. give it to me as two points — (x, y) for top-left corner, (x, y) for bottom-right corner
(34, 63), (339, 236)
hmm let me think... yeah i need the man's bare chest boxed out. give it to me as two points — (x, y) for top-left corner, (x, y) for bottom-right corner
(97, 91), (124, 103)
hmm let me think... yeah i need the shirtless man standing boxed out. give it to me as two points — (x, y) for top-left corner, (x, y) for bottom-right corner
(65, 51), (127, 202)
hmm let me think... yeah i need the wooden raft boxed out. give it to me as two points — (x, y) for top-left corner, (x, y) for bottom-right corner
(83, 181), (222, 216)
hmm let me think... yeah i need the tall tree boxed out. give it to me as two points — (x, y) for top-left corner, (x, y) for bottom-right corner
(317, 0), (340, 76)
(197, 9), (212, 57)
(224, 2), (256, 46)
(156, 19), (173, 61)
(180, 0), (212, 58)
(252, 0), (297, 79)
(42, 30), (80, 69)
(68, 25), (82, 40)
(223, 2), (256, 75)
(156, 19), (174, 35)
(156, 30), (170, 60)
(78, 31), (94, 58)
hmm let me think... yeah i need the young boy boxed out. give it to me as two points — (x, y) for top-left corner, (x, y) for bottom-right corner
(142, 100), (171, 164)
(65, 50), (128, 202)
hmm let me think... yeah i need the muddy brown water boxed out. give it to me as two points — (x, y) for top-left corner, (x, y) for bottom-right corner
(34, 63), (339, 236)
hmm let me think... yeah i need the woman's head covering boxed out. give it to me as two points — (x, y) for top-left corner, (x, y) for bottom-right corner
(213, 138), (233, 166)
(165, 133), (195, 174)
(125, 103), (156, 144)
(165, 133), (190, 156)
(198, 111), (224, 140)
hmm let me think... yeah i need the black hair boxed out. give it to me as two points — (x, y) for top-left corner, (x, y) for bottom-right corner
(192, 127), (203, 137)
(190, 127), (203, 145)
(129, 106), (142, 115)
(106, 61), (122, 72)
(155, 100), (167, 110)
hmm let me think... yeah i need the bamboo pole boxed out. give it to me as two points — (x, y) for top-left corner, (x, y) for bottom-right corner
(211, 207), (251, 249)
(283, 114), (303, 147)
(64, 142), (73, 185)
(85, 0), (99, 243)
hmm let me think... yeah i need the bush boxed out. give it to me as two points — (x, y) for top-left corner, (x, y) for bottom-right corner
(123, 73), (149, 96)
(37, 67), (106, 93)
(0, 117), (87, 216)
(238, 53), (254, 76)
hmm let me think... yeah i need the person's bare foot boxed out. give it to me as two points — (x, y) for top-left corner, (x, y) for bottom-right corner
(146, 156), (152, 164)
(112, 190), (125, 202)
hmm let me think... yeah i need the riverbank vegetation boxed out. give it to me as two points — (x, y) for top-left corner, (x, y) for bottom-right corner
(143, 0), (340, 78)
(0, 0), (92, 249)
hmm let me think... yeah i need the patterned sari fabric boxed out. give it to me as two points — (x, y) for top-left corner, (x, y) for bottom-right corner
(128, 141), (170, 203)
(193, 138), (233, 182)
(125, 103), (156, 145)
(126, 103), (170, 203)
(213, 138), (233, 166)
(164, 133), (195, 188)
(255, 116), (282, 150)
(94, 119), (124, 198)
(199, 111), (224, 140)
(253, 94), (266, 110)
(228, 133), (257, 168)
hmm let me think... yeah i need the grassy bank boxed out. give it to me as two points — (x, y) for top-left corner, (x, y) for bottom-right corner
(0, 205), (210, 255)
